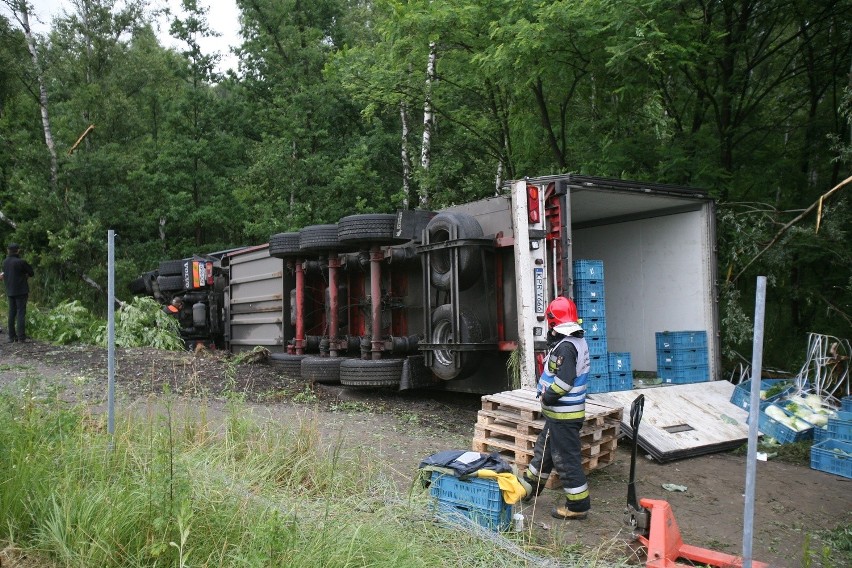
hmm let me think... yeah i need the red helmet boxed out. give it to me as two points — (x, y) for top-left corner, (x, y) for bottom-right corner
(546, 296), (578, 328)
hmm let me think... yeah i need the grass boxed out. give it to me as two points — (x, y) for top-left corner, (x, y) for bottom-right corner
(0, 378), (630, 568)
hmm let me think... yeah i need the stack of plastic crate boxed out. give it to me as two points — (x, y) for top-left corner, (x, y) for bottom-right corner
(573, 260), (608, 393)
(810, 397), (852, 478)
(608, 352), (633, 391)
(655, 330), (709, 384)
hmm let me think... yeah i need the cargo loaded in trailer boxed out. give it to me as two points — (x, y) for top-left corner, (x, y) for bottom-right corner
(131, 174), (719, 394)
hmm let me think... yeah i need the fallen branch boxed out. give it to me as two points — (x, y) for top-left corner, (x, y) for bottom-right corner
(0, 208), (17, 229)
(732, 175), (852, 282)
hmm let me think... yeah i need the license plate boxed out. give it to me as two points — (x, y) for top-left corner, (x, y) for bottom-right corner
(534, 267), (545, 313)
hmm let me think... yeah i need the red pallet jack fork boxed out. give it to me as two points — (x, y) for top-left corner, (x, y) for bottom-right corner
(623, 395), (768, 568)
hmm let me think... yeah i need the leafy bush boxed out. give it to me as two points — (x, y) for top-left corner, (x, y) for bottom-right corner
(99, 297), (185, 351)
(25, 298), (184, 351)
(27, 300), (102, 344)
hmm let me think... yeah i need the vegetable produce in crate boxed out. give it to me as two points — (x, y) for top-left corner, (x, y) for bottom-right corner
(765, 404), (812, 431)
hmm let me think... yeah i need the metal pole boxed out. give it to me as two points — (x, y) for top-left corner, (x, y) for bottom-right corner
(742, 275), (766, 567)
(107, 230), (116, 438)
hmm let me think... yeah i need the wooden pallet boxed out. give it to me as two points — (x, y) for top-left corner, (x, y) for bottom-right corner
(472, 389), (623, 489)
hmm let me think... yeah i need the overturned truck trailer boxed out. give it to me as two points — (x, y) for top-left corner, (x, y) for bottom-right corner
(220, 174), (719, 394)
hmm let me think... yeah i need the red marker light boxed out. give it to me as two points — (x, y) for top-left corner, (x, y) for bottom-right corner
(527, 185), (540, 224)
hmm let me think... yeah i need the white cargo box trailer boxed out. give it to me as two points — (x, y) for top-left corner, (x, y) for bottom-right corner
(444, 175), (719, 389)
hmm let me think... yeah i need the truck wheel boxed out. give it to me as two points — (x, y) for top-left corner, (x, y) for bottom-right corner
(142, 271), (157, 294)
(128, 276), (147, 294)
(269, 353), (306, 379)
(269, 232), (301, 258)
(157, 275), (185, 292)
(299, 224), (342, 252)
(301, 356), (344, 384)
(339, 358), (404, 387)
(158, 259), (186, 276)
(425, 212), (484, 291)
(430, 304), (483, 380)
(338, 214), (410, 245)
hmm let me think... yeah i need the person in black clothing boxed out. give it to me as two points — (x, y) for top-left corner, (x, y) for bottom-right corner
(1, 243), (35, 343)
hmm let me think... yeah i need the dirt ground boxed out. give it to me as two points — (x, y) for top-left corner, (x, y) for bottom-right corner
(1, 337), (850, 568)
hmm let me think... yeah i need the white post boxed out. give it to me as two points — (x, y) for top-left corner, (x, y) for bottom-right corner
(742, 276), (766, 567)
(107, 230), (116, 438)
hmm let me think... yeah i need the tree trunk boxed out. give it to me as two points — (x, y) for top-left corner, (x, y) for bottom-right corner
(400, 101), (412, 209)
(419, 41), (436, 209)
(15, 1), (59, 194)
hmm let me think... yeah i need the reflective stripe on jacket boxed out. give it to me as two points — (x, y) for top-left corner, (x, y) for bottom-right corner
(538, 335), (590, 421)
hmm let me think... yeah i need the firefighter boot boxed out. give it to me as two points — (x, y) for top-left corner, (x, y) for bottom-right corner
(521, 470), (547, 502)
(551, 499), (589, 520)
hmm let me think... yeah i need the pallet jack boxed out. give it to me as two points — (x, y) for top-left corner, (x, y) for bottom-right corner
(623, 394), (768, 568)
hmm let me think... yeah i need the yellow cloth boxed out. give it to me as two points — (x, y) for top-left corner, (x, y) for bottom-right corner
(475, 469), (526, 505)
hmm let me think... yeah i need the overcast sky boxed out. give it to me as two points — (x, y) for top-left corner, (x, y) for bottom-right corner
(8, 0), (241, 73)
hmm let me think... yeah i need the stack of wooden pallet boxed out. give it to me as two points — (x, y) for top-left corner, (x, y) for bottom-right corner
(472, 389), (623, 488)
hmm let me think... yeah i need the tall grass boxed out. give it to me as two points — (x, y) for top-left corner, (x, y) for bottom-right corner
(0, 388), (625, 567)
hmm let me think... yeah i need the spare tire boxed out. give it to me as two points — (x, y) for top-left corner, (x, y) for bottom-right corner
(338, 214), (410, 245)
(425, 212), (484, 291)
(339, 358), (404, 388)
(429, 304), (483, 380)
(269, 232), (301, 258)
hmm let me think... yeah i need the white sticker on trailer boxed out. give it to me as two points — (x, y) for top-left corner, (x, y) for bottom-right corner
(534, 267), (545, 313)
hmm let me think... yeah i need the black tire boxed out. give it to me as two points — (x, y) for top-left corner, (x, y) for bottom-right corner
(429, 304), (483, 380)
(269, 232), (301, 258)
(301, 356), (344, 384)
(338, 214), (410, 245)
(157, 275), (185, 292)
(425, 212), (484, 291)
(299, 224), (342, 252)
(142, 271), (157, 294)
(158, 259), (186, 276)
(269, 353), (306, 379)
(339, 358), (404, 387)
(128, 276), (147, 294)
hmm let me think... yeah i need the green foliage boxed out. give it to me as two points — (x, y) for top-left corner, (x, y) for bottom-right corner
(0, 0), (849, 373)
(27, 300), (102, 345)
(25, 297), (184, 350)
(105, 297), (186, 351)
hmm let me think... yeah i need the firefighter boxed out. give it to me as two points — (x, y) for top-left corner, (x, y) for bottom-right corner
(522, 296), (592, 520)
(163, 296), (184, 318)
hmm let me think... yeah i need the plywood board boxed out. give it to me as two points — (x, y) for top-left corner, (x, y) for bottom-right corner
(589, 381), (751, 462)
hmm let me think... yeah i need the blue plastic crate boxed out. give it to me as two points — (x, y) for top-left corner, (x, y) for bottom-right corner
(574, 281), (605, 300)
(573, 259), (604, 281)
(610, 372), (633, 392)
(813, 426), (829, 443)
(757, 402), (814, 444)
(429, 472), (512, 531)
(826, 411), (852, 442)
(655, 331), (708, 351)
(657, 347), (708, 368)
(589, 355), (608, 375)
(586, 373), (610, 394)
(584, 319), (607, 338)
(729, 378), (795, 411)
(810, 439), (852, 479)
(586, 336), (608, 357)
(576, 298), (606, 319)
(659, 364), (708, 384)
(842, 396), (852, 412)
(607, 352), (632, 373)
